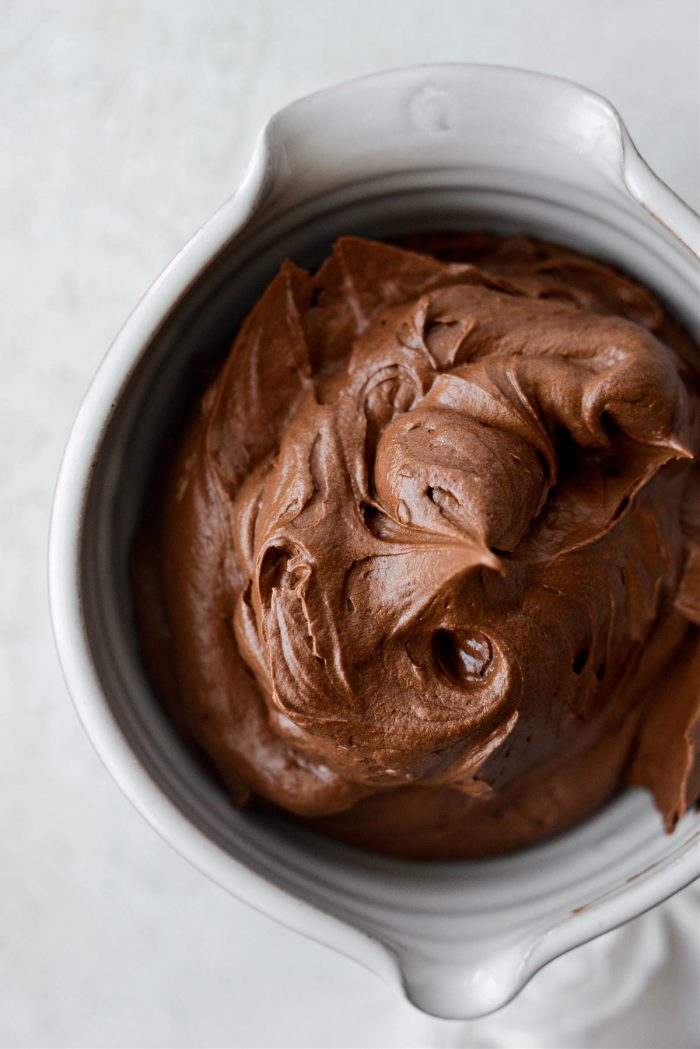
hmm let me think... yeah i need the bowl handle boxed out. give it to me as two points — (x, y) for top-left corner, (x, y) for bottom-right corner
(620, 135), (700, 257)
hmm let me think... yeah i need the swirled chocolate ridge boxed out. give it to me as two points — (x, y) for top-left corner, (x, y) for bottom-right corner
(133, 233), (700, 858)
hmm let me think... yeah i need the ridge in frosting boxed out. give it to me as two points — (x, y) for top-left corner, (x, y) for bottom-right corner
(133, 233), (700, 858)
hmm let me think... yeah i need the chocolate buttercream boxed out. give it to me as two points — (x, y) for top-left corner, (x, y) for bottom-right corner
(133, 233), (700, 858)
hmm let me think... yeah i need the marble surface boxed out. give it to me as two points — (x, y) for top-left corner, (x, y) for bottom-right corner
(1, 1), (698, 1046)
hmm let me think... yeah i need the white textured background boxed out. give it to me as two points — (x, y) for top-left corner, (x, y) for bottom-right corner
(1, 1), (699, 1046)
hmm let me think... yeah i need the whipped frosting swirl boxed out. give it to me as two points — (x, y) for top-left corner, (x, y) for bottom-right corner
(134, 234), (700, 857)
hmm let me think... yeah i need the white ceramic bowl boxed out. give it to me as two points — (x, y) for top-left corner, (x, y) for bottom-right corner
(49, 64), (700, 1020)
